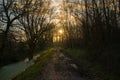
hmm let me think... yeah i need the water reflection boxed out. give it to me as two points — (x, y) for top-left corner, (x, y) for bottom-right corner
(0, 59), (34, 80)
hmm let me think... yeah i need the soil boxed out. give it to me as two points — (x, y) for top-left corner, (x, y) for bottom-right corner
(39, 48), (86, 80)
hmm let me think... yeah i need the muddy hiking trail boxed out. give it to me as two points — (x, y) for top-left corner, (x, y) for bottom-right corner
(39, 48), (86, 80)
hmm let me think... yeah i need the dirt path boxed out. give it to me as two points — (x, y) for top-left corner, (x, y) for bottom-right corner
(40, 49), (86, 80)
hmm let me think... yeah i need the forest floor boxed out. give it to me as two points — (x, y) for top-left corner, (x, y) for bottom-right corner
(39, 48), (86, 80)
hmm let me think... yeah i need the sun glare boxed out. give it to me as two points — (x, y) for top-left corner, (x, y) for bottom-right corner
(59, 29), (63, 34)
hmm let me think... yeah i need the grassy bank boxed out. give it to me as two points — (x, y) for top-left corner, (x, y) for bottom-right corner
(13, 48), (54, 80)
(64, 48), (120, 80)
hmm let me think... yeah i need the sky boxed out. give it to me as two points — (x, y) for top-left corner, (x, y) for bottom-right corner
(51, 0), (62, 7)
(52, 0), (62, 2)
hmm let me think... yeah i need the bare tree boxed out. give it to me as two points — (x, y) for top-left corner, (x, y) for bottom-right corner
(0, 0), (32, 55)
(18, 0), (54, 59)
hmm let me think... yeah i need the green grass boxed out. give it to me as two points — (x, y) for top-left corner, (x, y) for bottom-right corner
(64, 49), (86, 58)
(63, 48), (120, 80)
(64, 49), (89, 66)
(13, 48), (54, 80)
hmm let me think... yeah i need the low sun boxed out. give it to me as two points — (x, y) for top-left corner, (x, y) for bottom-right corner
(59, 29), (63, 34)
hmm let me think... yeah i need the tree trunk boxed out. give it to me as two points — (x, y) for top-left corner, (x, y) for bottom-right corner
(0, 23), (10, 62)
